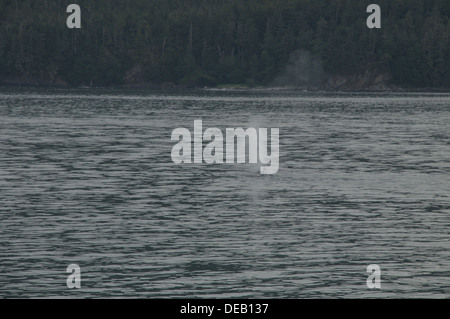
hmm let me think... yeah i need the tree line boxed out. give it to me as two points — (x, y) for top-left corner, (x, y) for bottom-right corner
(0, 0), (449, 88)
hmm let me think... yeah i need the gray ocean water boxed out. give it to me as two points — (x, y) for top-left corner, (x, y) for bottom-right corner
(0, 88), (449, 298)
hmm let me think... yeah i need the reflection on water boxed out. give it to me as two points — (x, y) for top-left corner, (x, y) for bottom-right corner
(0, 88), (449, 298)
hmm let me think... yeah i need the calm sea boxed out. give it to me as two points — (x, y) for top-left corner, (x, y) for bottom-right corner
(0, 88), (449, 298)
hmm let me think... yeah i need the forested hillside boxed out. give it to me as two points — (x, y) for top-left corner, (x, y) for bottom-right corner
(0, 0), (449, 88)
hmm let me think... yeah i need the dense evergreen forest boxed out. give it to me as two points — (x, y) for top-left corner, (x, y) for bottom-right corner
(0, 0), (449, 89)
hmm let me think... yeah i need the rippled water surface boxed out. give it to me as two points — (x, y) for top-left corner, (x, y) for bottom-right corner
(0, 88), (449, 298)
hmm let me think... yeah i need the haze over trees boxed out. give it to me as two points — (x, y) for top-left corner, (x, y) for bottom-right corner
(0, 0), (449, 88)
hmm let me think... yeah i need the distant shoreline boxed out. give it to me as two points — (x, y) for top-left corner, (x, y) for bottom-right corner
(1, 77), (450, 93)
